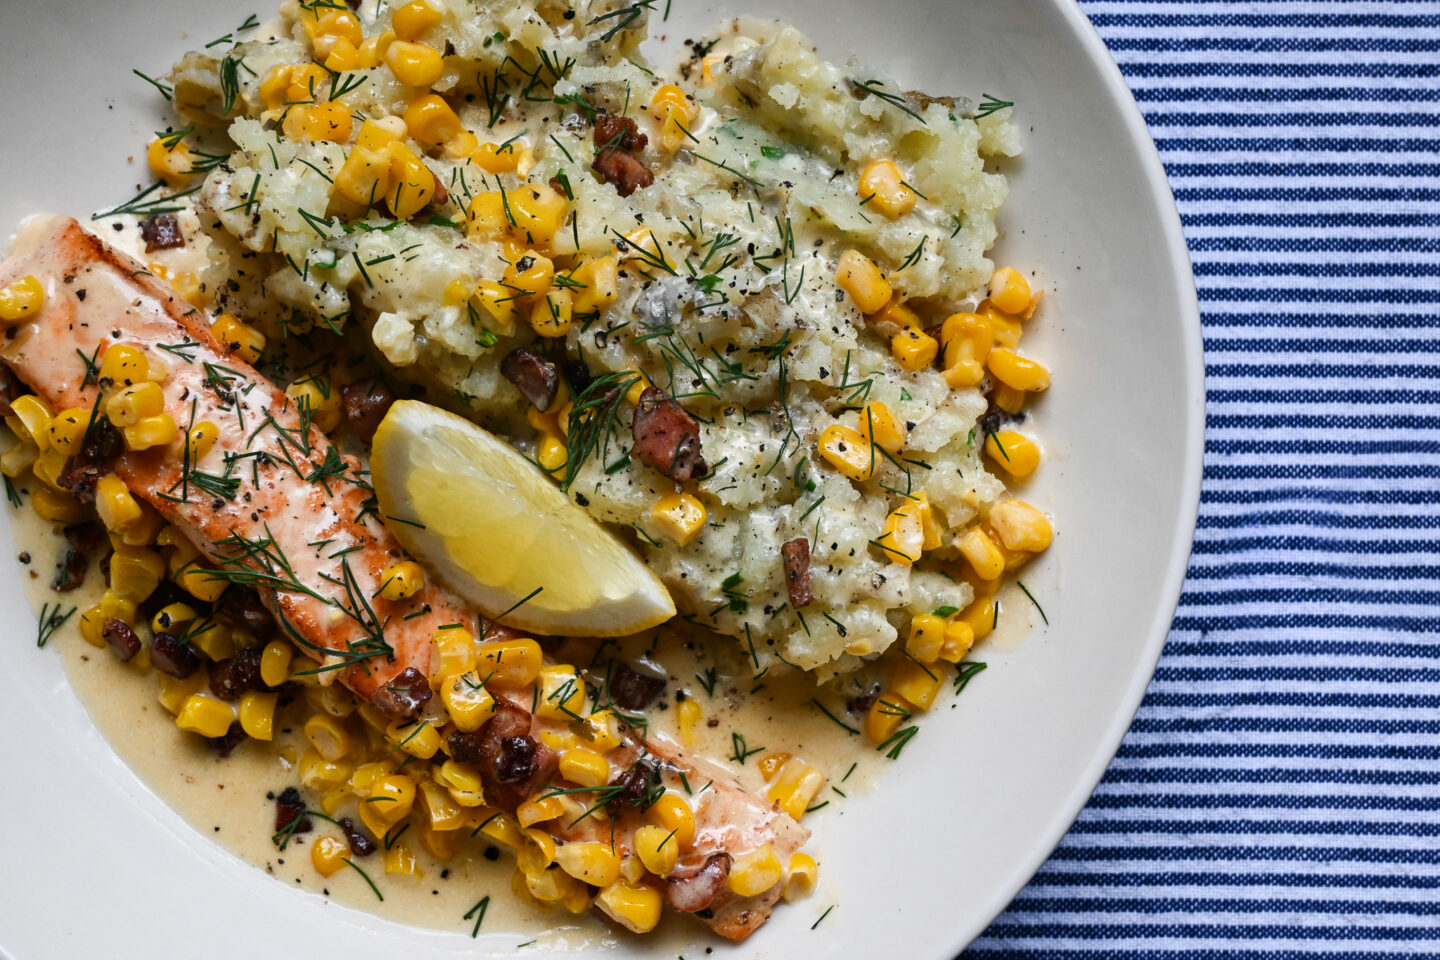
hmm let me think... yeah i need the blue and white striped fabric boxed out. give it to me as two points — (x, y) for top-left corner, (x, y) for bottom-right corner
(965, 2), (1440, 956)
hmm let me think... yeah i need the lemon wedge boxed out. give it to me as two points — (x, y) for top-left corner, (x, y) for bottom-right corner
(370, 399), (675, 637)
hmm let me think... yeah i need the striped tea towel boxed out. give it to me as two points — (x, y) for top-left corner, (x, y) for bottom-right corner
(964, 1), (1440, 956)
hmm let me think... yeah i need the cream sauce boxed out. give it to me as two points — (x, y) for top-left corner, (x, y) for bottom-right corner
(12, 496), (890, 947)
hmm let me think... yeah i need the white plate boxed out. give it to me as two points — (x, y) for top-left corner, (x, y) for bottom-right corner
(0, 1), (1202, 957)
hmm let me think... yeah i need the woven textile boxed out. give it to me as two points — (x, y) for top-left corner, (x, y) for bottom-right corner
(964, 1), (1440, 956)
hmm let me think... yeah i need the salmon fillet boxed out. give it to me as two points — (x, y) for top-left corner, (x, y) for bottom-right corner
(0, 215), (809, 938)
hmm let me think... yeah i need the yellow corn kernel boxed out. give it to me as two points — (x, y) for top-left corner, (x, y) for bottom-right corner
(27, 449), (64, 491)
(147, 603), (195, 639)
(366, 774), (417, 831)
(555, 841), (623, 887)
(870, 296), (922, 338)
(784, 852), (819, 902)
(175, 559), (225, 603)
(432, 624), (475, 677)
(989, 266), (1033, 315)
(676, 697), (702, 749)
(940, 312), (993, 388)
(860, 401), (906, 453)
(727, 845), (783, 897)
(417, 819), (459, 861)
(958, 526), (1005, 580)
(115, 500), (162, 546)
(157, 668), (207, 715)
(392, 0), (442, 39)
(559, 748), (610, 788)
(123, 413), (178, 452)
(46, 406), (91, 455)
(98, 344), (149, 388)
(817, 424), (874, 482)
(535, 432), (567, 475)
(382, 839), (421, 877)
(757, 752), (791, 781)
(866, 692), (912, 744)
(77, 604), (106, 648)
(503, 251), (555, 303)
(470, 278), (517, 333)
(387, 142), (437, 220)
(580, 708), (625, 752)
(992, 383), (1027, 414)
(334, 145), (393, 209)
(239, 691), (276, 740)
(386, 39), (444, 87)
(535, 664), (586, 721)
(835, 249), (891, 314)
(858, 159), (916, 218)
(647, 793), (695, 848)
(530, 289), (572, 339)
(571, 256), (619, 316)
(891, 657), (943, 712)
(9, 395), (52, 449)
(906, 614), (947, 663)
(984, 429), (1040, 479)
(767, 758), (826, 820)
(299, 750), (353, 794)
(106, 382), (166, 430)
(440, 672), (496, 732)
(987, 347), (1050, 392)
(470, 139), (528, 174)
(311, 835), (350, 877)
(147, 138), (194, 189)
(510, 181), (568, 249)
(176, 694), (236, 738)
(631, 824), (678, 877)
(259, 64), (293, 111)
(402, 92), (460, 146)
(211, 314), (266, 364)
(180, 619), (229, 661)
(438, 126), (478, 160)
(378, 559), (425, 601)
(33, 482), (85, 526)
(517, 794), (564, 828)
(94, 474), (142, 532)
(978, 302), (1024, 349)
(316, 787), (348, 818)
(387, 718), (441, 759)
(939, 619), (975, 663)
(180, 421), (219, 465)
(356, 29), (397, 69)
(516, 828), (557, 877)
(418, 778), (465, 831)
(892, 327), (939, 371)
(649, 84), (698, 153)
(988, 498), (1054, 553)
(309, 684), (360, 720)
(877, 501), (925, 564)
(537, 726), (579, 754)
(260, 639), (293, 687)
(595, 880), (663, 934)
(350, 760), (395, 796)
(110, 546), (165, 602)
(475, 636), (542, 689)
(304, 713), (353, 762)
(0, 440), (36, 479)
(651, 492), (706, 546)
(299, 748), (352, 794)
(304, 9), (363, 46)
(322, 37), (361, 72)
(290, 101), (354, 144)
(0, 275), (45, 322)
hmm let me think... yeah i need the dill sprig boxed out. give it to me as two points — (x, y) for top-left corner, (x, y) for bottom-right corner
(587, 0), (657, 42)
(37, 603), (77, 648)
(1017, 581), (1049, 624)
(133, 69), (173, 101)
(954, 660), (988, 695)
(974, 93), (1014, 119)
(92, 181), (202, 220)
(464, 896), (491, 937)
(559, 371), (639, 491)
(851, 79), (926, 124)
